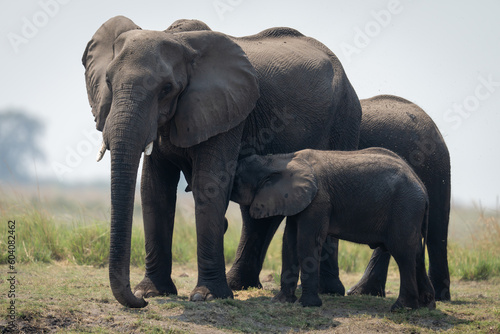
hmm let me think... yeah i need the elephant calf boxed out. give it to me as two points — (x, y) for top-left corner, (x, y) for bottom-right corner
(230, 148), (436, 311)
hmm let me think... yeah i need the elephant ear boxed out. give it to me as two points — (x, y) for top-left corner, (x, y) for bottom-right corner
(169, 31), (260, 148)
(250, 157), (318, 219)
(82, 16), (141, 131)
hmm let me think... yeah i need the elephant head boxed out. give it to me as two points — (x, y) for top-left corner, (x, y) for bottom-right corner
(164, 19), (212, 33)
(82, 16), (259, 307)
(231, 154), (319, 219)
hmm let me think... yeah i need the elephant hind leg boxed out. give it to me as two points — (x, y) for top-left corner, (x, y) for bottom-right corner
(347, 247), (390, 297)
(427, 184), (451, 301)
(226, 209), (284, 290)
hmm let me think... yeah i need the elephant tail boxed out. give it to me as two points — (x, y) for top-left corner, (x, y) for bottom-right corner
(421, 199), (430, 265)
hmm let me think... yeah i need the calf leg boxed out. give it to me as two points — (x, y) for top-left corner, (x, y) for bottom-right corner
(273, 218), (299, 303)
(416, 244), (436, 309)
(387, 234), (422, 311)
(297, 215), (328, 307)
(318, 236), (346, 295)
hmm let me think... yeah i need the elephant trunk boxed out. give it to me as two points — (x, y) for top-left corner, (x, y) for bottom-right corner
(106, 97), (152, 308)
(108, 144), (147, 308)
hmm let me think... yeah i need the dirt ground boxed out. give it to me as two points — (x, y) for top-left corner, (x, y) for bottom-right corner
(1, 263), (499, 333)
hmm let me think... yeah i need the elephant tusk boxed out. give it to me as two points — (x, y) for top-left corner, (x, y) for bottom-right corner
(144, 141), (153, 156)
(96, 141), (107, 162)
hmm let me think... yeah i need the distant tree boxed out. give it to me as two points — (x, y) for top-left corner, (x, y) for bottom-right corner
(0, 109), (46, 182)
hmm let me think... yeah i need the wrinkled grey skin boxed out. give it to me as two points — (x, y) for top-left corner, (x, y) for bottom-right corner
(231, 148), (436, 311)
(344, 95), (451, 301)
(235, 94), (451, 302)
(82, 17), (361, 307)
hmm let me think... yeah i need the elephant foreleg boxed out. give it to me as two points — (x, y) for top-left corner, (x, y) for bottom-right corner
(273, 217), (298, 303)
(134, 157), (180, 298)
(188, 130), (243, 301)
(189, 192), (233, 301)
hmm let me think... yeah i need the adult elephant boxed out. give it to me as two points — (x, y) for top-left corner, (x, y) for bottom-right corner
(230, 95), (451, 302)
(82, 17), (361, 307)
(347, 95), (451, 301)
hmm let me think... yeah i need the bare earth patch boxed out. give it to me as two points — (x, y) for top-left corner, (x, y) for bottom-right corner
(1, 263), (499, 333)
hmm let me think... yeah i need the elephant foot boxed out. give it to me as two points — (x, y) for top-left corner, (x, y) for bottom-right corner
(390, 297), (418, 312)
(390, 300), (407, 312)
(347, 278), (386, 297)
(434, 287), (450, 301)
(226, 267), (262, 290)
(272, 290), (297, 303)
(189, 284), (233, 302)
(391, 294), (435, 312)
(431, 280), (451, 301)
(298, 293), (322, 307)
(133, 275), (177, 299)
(319, 276), (345, 296)
(419, 291), (436, 310)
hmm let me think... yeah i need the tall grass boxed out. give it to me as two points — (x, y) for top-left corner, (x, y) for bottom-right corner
(11, 205), (66, 263)
(1, 187), (499, 282)
(0, 192), (141, 266)
(0, 192), (277, 268)
(448, 208), (500, 280)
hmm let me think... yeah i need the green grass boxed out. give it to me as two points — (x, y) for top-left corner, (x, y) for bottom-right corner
(1, 186), (499, 282)
(0, 194), (372, 273)
(1, 263), (499, 333)
(448, 209), (500, 280)
(0, 191), (286, 270)
(1, 185), (500, 333)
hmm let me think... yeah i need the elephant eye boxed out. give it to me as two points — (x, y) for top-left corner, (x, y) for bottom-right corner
(259, 173), (278, 187)
(159, 83), (173, 101)
(106, 76), (112, 91)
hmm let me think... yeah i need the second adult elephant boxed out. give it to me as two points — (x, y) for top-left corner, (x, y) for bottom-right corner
(82, 17), (361, 307)
(230, 95), (451, 302)
(345, 95), (451, 301)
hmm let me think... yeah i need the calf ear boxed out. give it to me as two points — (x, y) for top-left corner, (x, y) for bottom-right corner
(249, 158), (318, 219)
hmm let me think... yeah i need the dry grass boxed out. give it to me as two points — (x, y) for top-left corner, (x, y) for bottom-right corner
(0, 263), (499, 333)
(1, 184), (500, 333)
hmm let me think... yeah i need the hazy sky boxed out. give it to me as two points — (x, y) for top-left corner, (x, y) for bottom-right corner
(1, 0), (499, 207)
